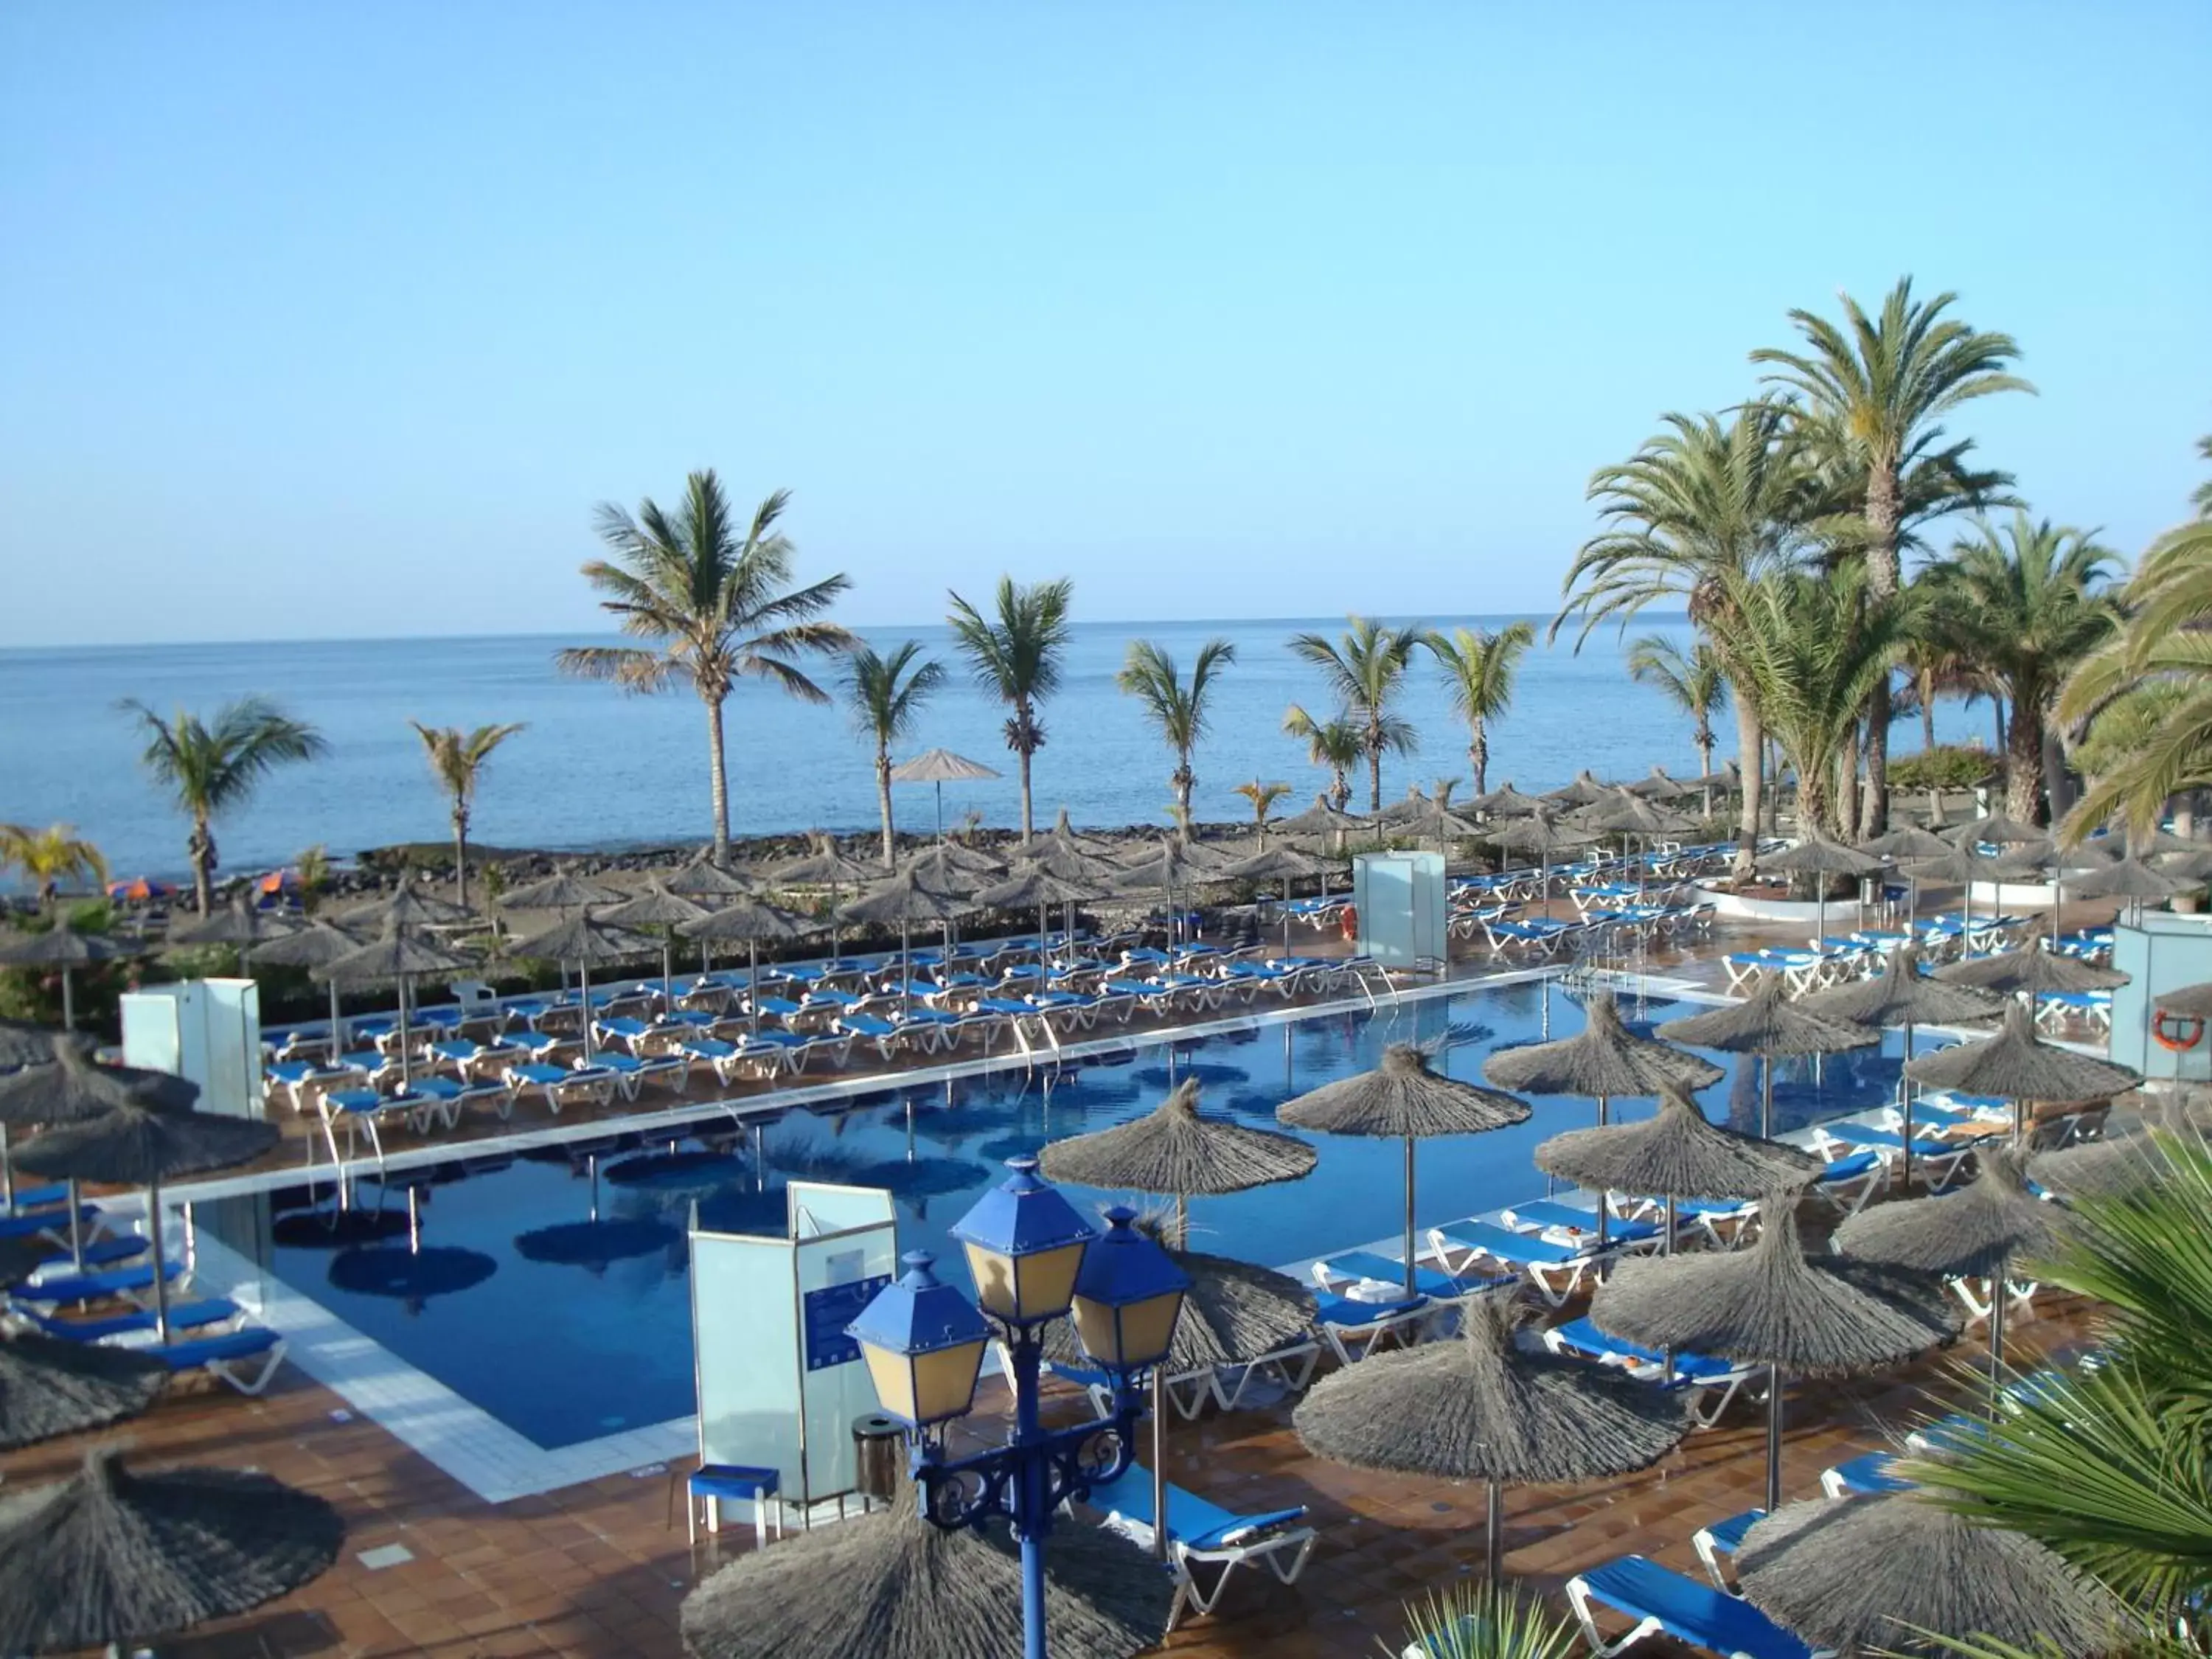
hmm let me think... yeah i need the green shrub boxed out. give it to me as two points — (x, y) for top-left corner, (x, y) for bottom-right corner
(1388, 1581), (1579, 1659)
(1890, 743), (1998, 794)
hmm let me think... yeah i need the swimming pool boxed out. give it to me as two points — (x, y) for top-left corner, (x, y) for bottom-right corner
(207, 975), (1920, 1450)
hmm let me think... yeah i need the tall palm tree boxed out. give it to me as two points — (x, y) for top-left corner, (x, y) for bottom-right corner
(1287, 616), (1421, 812)
(1557, 403), (1814, 868)
(1116, 638), (1237, 818)
(1706, 566), (1918, 839)
(1232, 779), (1292, 846)
(1423, 622), (1534, 797)
(1921, 515), (2122, 825)
(557, 472), (853, 867)
(408, 722), (527, 908)
(0, 824), (108, 912)
(1753, 277), (2034, 835)
(947, 576), (1074, 844)
(1282, 706), (1360, 812)
(843, 641), (947, 868)
(2058, 445), (2212, 841)
(1626, 637), (1728, 812)
(118, 698), (327, 914)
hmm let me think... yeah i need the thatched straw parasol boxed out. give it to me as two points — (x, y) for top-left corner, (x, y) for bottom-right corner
(1657, 980), (1878, 1138)
(1944, 812), (2048, 848)
(2155, 981), (2212, 1020)
(2031, 1134), (2163, 1202)
(1219, 843), (1332, 948)
(888, 747), (1001, 850)
(1905, 1001), (2141, 1143)
(1545, 770), (1613, 808)
(0, 1332), (167, 1449)
(1735, 1489), (2118, 1657)
(1018, 835), (1120, 886)
(1534, 1085), (1818, 1251)
(1467, 781), (1545, 818)
(1374, 785), (1433, 827)
(1836, 1147), (2066, 1378)
(599, 881), (710, 1007)
(0, 1018), (58, 1069)
(0, 919), (131, 1031)
(679, 1479), (1171, 1659)
(679, 898), (817, 1034)
(0, 1039), (198, 1243)
(1592, 1197), (1960, 1510)
(498, 869), (622, 911)
(2062, 855), (2191, 925)
(1295, 1300), (1691, 1585)
(1576, 788), (1694, 838)
(0, 1447), (345, 1655)
(1628, 765), (1698, 801)
(1279, 1045), (1529, 1295)
(1041, 1081), (1317, 1550)
(1859, 824), (1951, 860)
(667, 856), (757, 899)
(504, 914), (653, 1061)
(1905, 844), (2044, 933)
(771, 837), (878, 956)
(977, 863), (1104, 966)
(1758, 835), (1888, 942)
(167, 894), (302, 950)
(909, 839), (1009, 887)
(1487, 808), (1595, 899)
(17, 1094), (276, 1343)
(346, 880), (474, 930)
(248, 917), (367, 1054)
(320, 923), (479, 1082)
(1933, 942), (2129, 997)
(1801, 947), (2005, 1186)
(841, 869), (978, 999)
(1048, 806), (1119, 857)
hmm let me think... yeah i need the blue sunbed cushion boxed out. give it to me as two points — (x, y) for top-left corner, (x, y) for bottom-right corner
(156, 1326), (282, 1371)
(1826, 1451), (1910, 1494)
(0, 1205), (99, 1242)
(1576, 1554), (1812, 1659)
(29, 1297), (240, 1343)
(1436, 1220), (1583, 1266)
(1314, 1292), (1425, 1327)
(1085, 1467), (1306, 1551)
(1695, 1508), (1765, 1558)
(1322, 1251), (1476, 1300)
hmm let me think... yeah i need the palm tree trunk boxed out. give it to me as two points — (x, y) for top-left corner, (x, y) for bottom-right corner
(1839, 726), (1861, 836)
(706, 695), (732, 866)
(2040, 726), (2073, 828)
(1018, 752), (1035, 846)
(452, 804), (470, 910)
(875, 750), (896, 869)
(1992, 696), (2006, 754)
(1469, 725), (1488, 798)
(2006, 695), (2045, 825)
(189, 815), (214, 915)
(1732, 700), (1764, 877)
(1920, 670), (1938, 755)
(1859, 468), (1902, 839)
(1367, 744), (1382, 814)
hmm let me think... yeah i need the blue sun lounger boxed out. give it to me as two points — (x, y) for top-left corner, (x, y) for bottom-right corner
(20, 1296), (241, 1343)
(1541, 1318), (1761, 1427)
(1815, 1124), (1986, 1192)
(0, 1183), (70, 1216)
(150, 1325), (288, 1394)
(0, 1205), (100, 1245)
(1820, 1452), (1910, 1496)
(25, 1236), (145, 1276)
(1566, 1554), (1815, 1659)
(1499, 1200), (1661, 1250)
(1083, 1466), (1316, 1630)
(11, 1258), (185, 1309)
(1425, 1220), (1611, 1307)
(1310, 1288), (1431, 1363)
(1691, 1509), (1765, 1589)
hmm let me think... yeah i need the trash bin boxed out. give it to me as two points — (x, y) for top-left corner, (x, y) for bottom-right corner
(852, 1412), (905, 1505)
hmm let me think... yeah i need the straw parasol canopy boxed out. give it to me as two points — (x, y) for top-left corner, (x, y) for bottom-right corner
(1047, 806), (1119, 856)
(891, 747), (1001, 785)
(599, 882), (711, 930)
(1534, 1084), (1820, 1209)
(1735, 1490), (2118, 1658)
(1276, 794), (1371, 841)
(2031, 1135), (2163, 1202)
(681, 897), (815, 945)
(506, 912), (654, 965)
(1858, 824), (1952, 861)
(2155, 981), (2212, 1020)
(0, 1037), (199, 1127)
(1905, 842), (2045, 888)
(1018, 835), (1120, 884)
(246, 917), (365, 970)
(167, 895), (302, 949)
(1487, 809), (1595, 858)
(1933, 943), (2129, 996)
(1374, 785), (1434, 826)
(1628, 766), (1698, 800)
(1047, 1243), (1316, 1376)
(1801, 947), (2003, 1030)
(1905, 1001), (2141, 1109)
(1295, 1300), (1691, 1583)
(0, 1332), (167, 1450)
(1946, 812), (2048, 847)
(2061, 855), (2191, 902)
(0, 1018), (59, 1069)
(0, 919), (127, 971)
(1483, 992), (1723, 1103)
(320, 922), (476, 986)
(0, 1447), (345, 1655)
(679, 1480), (1170, 1659)
(1545, 770), (1613, 808)
(1837, 1146), (2065, 1280)
(911, 838), (1009, 878)
(1041, 1078), (1316, 1206)
(2154, 845), (2212, 881)
(1279, 1045), (1529, 1295)
(1574, 789), (1694, 838)
(1467, 781), (1546, 817)
(902, 847), (1002, 897)
(773, 837), (881, 888)
(346, 880), (474, 930)
(838, 868), (978, 928)
(1220, 844), (1330, 883)
(666, 857), (757, 899)
(1658, 981), (1878, 1138)
(498, 870), (624, 911)
(1758, 834), (1888, 879)
(1593, 1197), (1961, 1511)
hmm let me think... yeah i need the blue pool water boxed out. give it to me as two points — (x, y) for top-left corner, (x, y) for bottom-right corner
(212, 978), (1918, 1449)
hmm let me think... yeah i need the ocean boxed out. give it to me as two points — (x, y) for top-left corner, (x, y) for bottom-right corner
(0, 616), (1971, 884)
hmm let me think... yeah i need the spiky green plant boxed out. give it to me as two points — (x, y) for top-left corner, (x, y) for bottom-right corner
(1385, 1580), (1580, 1659)
(843, 641), (947, 868)
(947, 576), (1074, 844)
(1424, 622), (1534, 797)
(557, 471), (854, 867)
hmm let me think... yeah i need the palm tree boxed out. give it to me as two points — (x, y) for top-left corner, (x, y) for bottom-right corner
(2058, 446), (2212, 841)
(408, 722), (527, 908)
(1921, 515), (2122, 825)
(119, 698), (327, 914)
(1557, 403), (1815, 869)
(1423, 622), (1534, 797)
(1287, 616), (1420, 812)
(843, 641), (947, 868)
(947, 576), (1074, 844)
(1232, 779), (1292, 846)
(1706, 565), (1919, 839)
(1902, 1128), (2212, 1631)
(557, 471), (854, 867)
(0, 824), (108, 911)
(1116, 639), (1237, 817)
(1753, 277), (2034, 835)
(1626, 637), (1728, 813)
(1282, 706), (1360, 811)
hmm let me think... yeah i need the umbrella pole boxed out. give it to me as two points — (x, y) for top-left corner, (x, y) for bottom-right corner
(580, 957), (593, 1060)
(934, 781), (945, 849)
(663, 940), (674, 1012)
(1594, 1095), (1611, 1258)
(61, 967), (74, 1031)
(1151, 1369), (1170, 1562)
(1766, 1365), (1784, 1514)
(69, 1177), (85, 1270)
(150, 1173), (170, 1345)
(0, 1122), (11, 1210)
(1761, 1054), (1773, 1140)
(1900, 1018), (1916, 1192)
(1486, 1476), (1503, 1588)
(397, 973), (413, 1090)
(329, 980), (345, 1059)
(1989, 1253), (2009, 1413)
(748, 942), (760, 1037)
(900, 923), (911, 1005)
(1402, 1135), (1418, 1298)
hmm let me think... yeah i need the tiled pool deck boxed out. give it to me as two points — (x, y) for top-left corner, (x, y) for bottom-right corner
(9, 905), (2135, 1657)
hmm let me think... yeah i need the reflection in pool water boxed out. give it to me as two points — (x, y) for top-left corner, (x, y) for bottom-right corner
(213, 978), (1913, 1449)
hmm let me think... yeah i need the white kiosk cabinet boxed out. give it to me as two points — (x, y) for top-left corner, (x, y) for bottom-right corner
(120, 978), (265, 1119)
(1352, 850), (1447, 973)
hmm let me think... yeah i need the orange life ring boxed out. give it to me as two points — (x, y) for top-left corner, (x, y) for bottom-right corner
(2154, 1010), (2205, 1052)
(1339, 905), (1360, 942)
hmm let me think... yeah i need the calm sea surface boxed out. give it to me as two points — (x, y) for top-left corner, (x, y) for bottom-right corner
(0, 616), (1971, 883)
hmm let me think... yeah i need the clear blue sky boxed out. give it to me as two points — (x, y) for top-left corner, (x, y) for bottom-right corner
(4, 1), (2206, 646)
